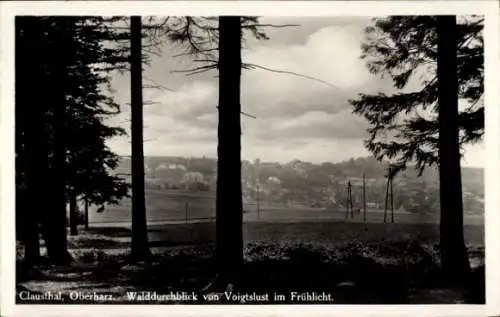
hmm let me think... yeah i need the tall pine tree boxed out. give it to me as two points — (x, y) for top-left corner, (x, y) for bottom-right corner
(163, 16), (291, 289)
(436, 15), (471, 283)
(215, 16), (244, 286)
(130, 16), (151, 261)
(15, 16), (130, 264)
(350, 16), (483, 174)
(37, 18), (73, 265)
(16, 17), (46, 265)
(350, 16), (481, 284)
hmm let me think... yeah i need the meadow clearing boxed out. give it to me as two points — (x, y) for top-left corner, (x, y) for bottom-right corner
(17, 189), (485, 304)
(89, 188), (484, 226)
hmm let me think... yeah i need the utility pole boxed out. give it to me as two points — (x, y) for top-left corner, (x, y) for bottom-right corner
(345, 181), (353, 220)
(384, 166), (395, 223)
(255, 158), (260, 220)
(345, 180), (349, 220)
(384, 167), (390, 223)
(390, 176), (395, 223)
(350, 183), (354, 219)
(256, 184), (260, 220)
(363, 173), (366, 224)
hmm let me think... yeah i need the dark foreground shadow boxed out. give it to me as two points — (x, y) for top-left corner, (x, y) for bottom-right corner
(16, 239), (485, 305)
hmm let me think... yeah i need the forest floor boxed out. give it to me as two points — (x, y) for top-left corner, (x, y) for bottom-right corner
(16, 221), (485, 304)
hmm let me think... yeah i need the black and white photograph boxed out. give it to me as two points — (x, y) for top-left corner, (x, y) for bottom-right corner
(1, 1), (499, 316)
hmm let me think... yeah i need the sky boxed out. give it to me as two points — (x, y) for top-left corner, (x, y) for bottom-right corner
(105, 16), (484, 167)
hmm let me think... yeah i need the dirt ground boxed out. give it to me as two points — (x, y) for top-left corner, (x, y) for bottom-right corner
(16, 222), (485, 304)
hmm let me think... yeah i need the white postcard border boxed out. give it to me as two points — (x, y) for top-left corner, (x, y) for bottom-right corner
(1, 1), (499, 316)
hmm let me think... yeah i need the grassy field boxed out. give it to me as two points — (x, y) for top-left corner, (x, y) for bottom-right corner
(17, 221), (485, 304)
(90, 189), (484, 226)
(82, 221), (484, 262)
(147, 221), (484, 247)
(19, 190), (484, 304)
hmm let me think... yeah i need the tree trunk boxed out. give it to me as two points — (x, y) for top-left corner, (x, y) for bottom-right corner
(390, 177), (394, 223)
(17, 105), (42, 260)
(69, 190), (78, 236)
(362, 173), (366, 224)
(43, 80), (72, 265)
(215, 16), (243, 284)
(130, 16), (151, 261)
(436, 15), (471, 284)
(84, 196), (89, 230)
(16, 18), (41, 265)
(40, 19), (73, 265)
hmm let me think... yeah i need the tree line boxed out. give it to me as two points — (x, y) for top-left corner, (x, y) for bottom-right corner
(16, 17), (130, 265)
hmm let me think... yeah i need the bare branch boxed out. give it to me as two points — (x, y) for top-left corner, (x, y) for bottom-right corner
(115, 173), (131, 177)
(143, 84), (174, 91)
(241, 111), (257, 119)
(143, 100), (161, 106)
(172, 47), (219, 58)
(243, 23), (300, 29)
(192, 58), (218, 64)
(142, 47), (163, 57)
(143, 75), (176, 91)
(170, 64), (217, 76)
(185, 68), (218, 76)
(216, 106), (257, 119)
(243, 63), (343, 90)
(127, 138), (157, 144)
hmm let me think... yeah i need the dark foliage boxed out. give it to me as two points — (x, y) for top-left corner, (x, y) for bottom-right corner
(349, 16), (483, 175)
(15, 16), (131, 264)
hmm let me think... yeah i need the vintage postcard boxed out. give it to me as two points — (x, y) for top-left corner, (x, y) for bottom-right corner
(1, 1), (499, 316)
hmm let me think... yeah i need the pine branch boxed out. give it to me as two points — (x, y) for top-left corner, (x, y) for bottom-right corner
(215, 106), (256, 119)
(243, 63), (343, 90)
(243, 23), (300, 29)
(143, 75), (176, 91)
(170, 64), (217, 76)
(172, 47), (219, 58)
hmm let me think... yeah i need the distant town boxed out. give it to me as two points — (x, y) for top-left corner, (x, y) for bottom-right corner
(114, 156), (485, 215)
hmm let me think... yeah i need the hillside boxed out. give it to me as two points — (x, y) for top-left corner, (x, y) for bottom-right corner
(113, 156), (484, 214)
(116, 155), (483, 190)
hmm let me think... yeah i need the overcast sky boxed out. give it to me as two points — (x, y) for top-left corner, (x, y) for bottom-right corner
(105, 16), (484, 167)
